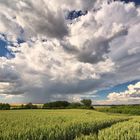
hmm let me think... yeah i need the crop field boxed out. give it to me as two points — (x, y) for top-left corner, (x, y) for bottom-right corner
(98, 116), (140, 140)
(77, 116), (140, 140)
(0, 109), (136, 140)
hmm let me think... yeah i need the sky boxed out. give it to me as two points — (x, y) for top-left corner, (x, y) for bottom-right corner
(0, 0), (140, 104)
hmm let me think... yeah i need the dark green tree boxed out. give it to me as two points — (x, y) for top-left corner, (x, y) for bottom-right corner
(68, 102), (82, 108)
(43, 101), (70, 109)
(24, 103), (37, 109)
(81, 99), (92, 107)
(0, 103), (10, 110)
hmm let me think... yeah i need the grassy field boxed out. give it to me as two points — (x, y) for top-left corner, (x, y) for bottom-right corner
(0, 109), (136, 140)
(95, 105), (140, 115)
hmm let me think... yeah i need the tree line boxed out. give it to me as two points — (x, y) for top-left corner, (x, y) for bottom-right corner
(0, 99), (93, 110)
(0, 103), (10, 110)
(43, 99), (93, 109)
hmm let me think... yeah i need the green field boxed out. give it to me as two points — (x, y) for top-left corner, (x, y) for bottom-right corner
(76, 116), (140, 140)
(0, 109), (138, 140)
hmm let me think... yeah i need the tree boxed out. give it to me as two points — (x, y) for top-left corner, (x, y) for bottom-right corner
(68, 102), (82, 109)
(24, 103), (38, 109)
(0, 103), (10, 110)
(81, 99), (92, 107)
(43, 101), (70, 109)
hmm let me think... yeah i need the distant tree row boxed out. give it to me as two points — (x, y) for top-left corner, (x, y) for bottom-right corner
(21, 103), (38, 109)
(0, 99), (93, 110)
(43, 101), (70, 109)
(0, 103), (10, 110)
(43, 99), (93, 109)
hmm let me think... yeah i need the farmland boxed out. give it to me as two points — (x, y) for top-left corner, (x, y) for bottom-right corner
(0, 109), (132, 140)
(77, 116), (140, 140)
(96, 105), (140, 115)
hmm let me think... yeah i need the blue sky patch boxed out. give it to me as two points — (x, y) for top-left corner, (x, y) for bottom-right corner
(95, 79), (140, 100)
(66, 10), (87, 20)
(122, 0), (140, 5)
(0, 39), (15, 58)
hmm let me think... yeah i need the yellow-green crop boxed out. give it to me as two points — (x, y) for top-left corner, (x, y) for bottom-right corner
(0, 109), (128, 140)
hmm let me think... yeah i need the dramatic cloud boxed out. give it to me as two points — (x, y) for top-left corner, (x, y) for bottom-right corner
(0, 39), (115, 102)
(0, 0), (140, 103)
(0, 0), (69, 40)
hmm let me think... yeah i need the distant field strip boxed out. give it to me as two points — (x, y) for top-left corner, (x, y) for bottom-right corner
(0, 109), (129, 140)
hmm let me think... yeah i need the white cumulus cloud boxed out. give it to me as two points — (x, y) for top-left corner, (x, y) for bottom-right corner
(0, 0), (140, 103)
(97, 82), (140, 105)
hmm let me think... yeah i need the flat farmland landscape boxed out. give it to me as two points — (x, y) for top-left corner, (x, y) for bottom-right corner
(0, 109), (137, 140)
(0, 0), (140, 139)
